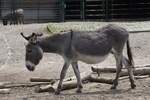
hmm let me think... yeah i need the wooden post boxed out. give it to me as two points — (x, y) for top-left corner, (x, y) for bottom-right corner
(91, 66), (150, 77)
(0, 89), (10, 94)
(30, 77), (56, 84)
(91, 66), (116, 73)
(35, 72), (91, 93)
(89, 74), (113, 84)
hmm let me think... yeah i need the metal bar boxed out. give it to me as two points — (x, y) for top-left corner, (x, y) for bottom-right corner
(109, 0), (113, 21)
(60, 0), (65, 22)
(37, 0), (40, 23)
(105, 0), (109, 21)
(0, 0), (1, 18)
(130, 0), (134, 19)
(101, 0), (105, 21)
(82, 0), (85, 20)
(11, 0), (15, 13)
(80, 0), (83, 20)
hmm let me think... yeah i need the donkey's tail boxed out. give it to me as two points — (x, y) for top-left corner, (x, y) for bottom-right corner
(126, 39), (134, 67)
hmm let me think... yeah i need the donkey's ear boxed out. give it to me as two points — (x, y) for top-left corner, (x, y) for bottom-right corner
(37, 33), (43, 36)
(32, 32), (43, 37)
(31, 33), (36, 37)
(36, 33), (43, 37)
(20, 32), (29, 41)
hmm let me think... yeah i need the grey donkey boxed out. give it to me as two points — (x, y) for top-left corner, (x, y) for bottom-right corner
(21, 24), (136, 94)
(2, 9), (24, 25)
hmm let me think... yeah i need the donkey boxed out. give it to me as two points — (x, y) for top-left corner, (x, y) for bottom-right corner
(21, 24), (136, 94)
(2, 9), (24, 25)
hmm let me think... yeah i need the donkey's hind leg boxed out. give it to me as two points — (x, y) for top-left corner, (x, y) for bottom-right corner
(111, 53), (123, 89)
(122, 56), (136, 89)
(71, 62), (83, 93)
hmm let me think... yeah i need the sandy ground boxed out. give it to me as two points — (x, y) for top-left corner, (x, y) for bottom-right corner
(0, 23), (150, 100)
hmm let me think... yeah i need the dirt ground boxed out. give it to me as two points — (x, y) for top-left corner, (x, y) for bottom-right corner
(0, 23), (150, 100)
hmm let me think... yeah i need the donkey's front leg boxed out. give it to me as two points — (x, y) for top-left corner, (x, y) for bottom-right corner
(71, 62), (83, 93)
(55, 62), (70, 95)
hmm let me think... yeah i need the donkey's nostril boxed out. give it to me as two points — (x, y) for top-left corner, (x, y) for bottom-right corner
(26, 61), (35, 71)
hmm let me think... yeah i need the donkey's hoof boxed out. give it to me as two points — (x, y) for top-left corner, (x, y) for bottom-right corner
(110, 86), (116, 90)
(76, 89), (82, 93)
(55, 92), (60, 95)
(131, 84), (136, 89)
(55, 90), (60, 95)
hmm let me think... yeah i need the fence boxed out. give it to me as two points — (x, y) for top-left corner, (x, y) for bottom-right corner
(64, 0), (150, 21)
(0, 0), (150, 23)
(0, 0), (61, 23)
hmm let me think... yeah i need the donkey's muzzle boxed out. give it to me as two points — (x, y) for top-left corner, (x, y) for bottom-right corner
(26, 61), (35, 71)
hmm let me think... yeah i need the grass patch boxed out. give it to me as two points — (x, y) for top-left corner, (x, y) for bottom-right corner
(46, 21), (149, 34)
(46, 22), (106, 34)
(47, 25), (64, 33)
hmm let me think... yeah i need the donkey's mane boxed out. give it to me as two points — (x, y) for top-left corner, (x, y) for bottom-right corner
(49, 30), (71, 37)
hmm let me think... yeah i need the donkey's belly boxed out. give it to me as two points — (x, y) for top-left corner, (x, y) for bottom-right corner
(77, 52), (108, 64)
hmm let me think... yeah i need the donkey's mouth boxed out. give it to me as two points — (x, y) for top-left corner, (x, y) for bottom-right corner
(26, 65), (35, 71)
(26, 61), (36, 71)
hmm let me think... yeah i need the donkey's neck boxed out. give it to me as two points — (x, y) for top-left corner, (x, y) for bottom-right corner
(38, 33), (69, 54)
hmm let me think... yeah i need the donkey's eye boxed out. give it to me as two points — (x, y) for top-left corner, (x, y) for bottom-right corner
(27, 49), (32, 53)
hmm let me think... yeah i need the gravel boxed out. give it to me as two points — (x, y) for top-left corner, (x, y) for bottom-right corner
(0, 22), (150, 100)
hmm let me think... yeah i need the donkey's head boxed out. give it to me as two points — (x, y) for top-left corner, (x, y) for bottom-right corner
(21, 32), (43, 71)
